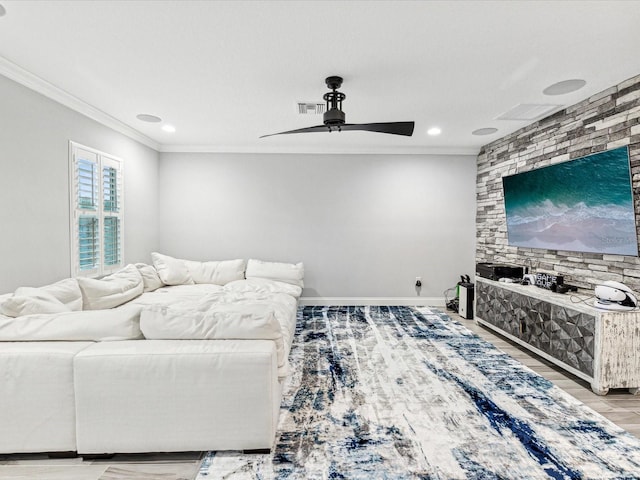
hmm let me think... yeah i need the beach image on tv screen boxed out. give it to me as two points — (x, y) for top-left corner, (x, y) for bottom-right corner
(502, 146), (638, 256)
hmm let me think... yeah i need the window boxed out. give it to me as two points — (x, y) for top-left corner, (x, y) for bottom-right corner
(69, 142), (124, 277)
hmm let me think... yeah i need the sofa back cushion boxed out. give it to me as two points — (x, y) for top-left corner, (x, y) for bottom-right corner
(0, 287), (71, 317)
(151, 252), (194, 286)
(184, 259), (246, 285)
(77, 264), (144, 310)
(152, 252), (246, 286)
(39, 278), (84, 311)
(135, 263), (164, 292)
(246, 259), (304, 287)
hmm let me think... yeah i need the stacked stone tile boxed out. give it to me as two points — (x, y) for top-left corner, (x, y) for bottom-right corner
(476, 74), (640, 292)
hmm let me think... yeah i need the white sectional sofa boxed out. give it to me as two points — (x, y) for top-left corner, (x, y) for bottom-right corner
(0, 254), (304, 455)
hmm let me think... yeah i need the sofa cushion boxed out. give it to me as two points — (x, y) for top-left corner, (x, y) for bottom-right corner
(0, 303), (143, 341)
(39, 278), (83, 311)
(246, 259), (304, 287)
(0, 277), (84, 317)
(184, 259), (246, 285)
(129, 284), (225, 308)
(140, 301), (287, 375)
(77, 264), (144, 310)
(224, 278), (303, 298)
(134, 263), (164, 292)
(0, 287), (70, 317)
(151, 252), (194, 286)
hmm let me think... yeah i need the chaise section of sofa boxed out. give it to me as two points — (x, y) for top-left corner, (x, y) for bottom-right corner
(74, 339), (281, 453)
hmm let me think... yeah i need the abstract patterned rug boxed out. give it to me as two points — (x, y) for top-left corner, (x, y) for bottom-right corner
(197, 306), (640, 479)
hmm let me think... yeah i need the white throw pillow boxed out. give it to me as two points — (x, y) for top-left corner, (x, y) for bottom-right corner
(183, 259), (246, 285)
(246, 259), (304, 287)
(0, 287), (71, 317)
(135, 263), (164, 292)
(39, 278), (83, 311)
(77, 264), (144, 310)
(151, 252), (194, 286)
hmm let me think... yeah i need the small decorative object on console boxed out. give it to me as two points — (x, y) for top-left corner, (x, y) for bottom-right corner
(594, 281), (638, 311)
(535, 272), (563, 290)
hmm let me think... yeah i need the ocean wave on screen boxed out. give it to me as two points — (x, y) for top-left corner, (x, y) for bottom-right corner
(507, 200), (635, 227)
(506, 200), (638, 255)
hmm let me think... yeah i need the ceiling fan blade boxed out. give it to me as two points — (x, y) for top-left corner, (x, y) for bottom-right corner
(340, 122), (415, 136)
(260, 121), (415, 138)
(260, 125), (329, 138)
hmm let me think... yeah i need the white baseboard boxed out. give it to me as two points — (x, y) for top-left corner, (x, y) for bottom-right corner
(299, 297), (446, 307)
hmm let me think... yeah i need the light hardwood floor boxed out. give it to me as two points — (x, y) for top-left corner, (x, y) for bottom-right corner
(1, 311), (639, 479)
(0, 451), (203, 480)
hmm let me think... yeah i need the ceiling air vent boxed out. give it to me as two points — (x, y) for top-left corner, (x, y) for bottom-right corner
(495, 103), (562, 121)
(297, 102), (325, 115)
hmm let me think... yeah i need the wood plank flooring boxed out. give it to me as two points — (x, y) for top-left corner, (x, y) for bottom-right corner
(0, 452), (203, 480)
(1, 311), (639, 479)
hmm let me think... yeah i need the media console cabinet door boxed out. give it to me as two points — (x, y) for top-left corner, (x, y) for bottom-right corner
(595, 313), (640, 395)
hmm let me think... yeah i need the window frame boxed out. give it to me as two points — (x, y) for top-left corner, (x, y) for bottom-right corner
(69, 141), (124, 278)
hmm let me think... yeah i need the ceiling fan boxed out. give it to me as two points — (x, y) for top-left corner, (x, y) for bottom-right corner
(260, 76), (415, 138)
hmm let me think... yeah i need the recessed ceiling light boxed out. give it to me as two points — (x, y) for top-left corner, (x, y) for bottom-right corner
(136, 113), (162, 123)
(162, 124), (176, 133)
(427, 127), (441, 136)
(543, 79), (586, 96)
(472, 127), (498, 136)
(0, 4), (6, 16)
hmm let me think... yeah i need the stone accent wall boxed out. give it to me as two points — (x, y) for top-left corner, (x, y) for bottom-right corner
(476, 73), (640, 292)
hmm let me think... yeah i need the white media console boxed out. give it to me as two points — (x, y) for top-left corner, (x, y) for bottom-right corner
(475, 277), (640, 395)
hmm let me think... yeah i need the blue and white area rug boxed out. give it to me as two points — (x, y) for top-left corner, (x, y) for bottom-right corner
(197, 306), (640, 479)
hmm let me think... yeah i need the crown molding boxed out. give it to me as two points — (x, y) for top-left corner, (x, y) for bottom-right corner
(158, 144), (480, 156)
(0, 55), (159, 151)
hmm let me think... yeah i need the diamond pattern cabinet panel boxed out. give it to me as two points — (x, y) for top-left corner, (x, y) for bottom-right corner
(547, 306), (595, 377)
(475, 278), (640, 395)
(522, 296), (552, 354)
(475, 282), (520, 337)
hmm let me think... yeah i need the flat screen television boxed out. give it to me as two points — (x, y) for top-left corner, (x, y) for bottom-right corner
(502, 146), (638, 256)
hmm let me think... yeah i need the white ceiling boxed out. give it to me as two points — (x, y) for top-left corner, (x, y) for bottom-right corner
(1, 0), (639, 155)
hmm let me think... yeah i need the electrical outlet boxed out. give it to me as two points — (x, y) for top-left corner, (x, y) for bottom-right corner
(415, 276), (422, 287)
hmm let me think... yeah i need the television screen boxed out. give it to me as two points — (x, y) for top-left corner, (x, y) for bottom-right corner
(502, 146), (638, 256)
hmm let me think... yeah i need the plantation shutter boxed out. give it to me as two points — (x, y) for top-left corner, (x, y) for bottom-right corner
(102, 156), (123, 273)
(72, 148), (100, 276)
(70, 142), (124, 277)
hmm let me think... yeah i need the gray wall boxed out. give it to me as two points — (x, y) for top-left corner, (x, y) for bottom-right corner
(0, 71), (477, 299)
(0, 74), (160, 292)
(159, 152), (477, 299)
(476, 73), (640, 292)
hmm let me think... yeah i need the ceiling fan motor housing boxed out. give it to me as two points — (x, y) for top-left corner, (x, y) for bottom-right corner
(324, 108), (346, 126)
